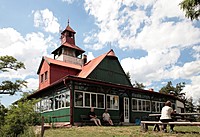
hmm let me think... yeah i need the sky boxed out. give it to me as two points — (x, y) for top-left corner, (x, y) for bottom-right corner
(0, 0), (200, 106)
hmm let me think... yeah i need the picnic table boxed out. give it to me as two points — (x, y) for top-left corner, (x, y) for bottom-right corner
(141, 113), (200, 132)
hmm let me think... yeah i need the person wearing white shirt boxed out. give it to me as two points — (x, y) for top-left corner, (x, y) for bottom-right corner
(160, 100), (175, 132)
(102, 109), (113, 125)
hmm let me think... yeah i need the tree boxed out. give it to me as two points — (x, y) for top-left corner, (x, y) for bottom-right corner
(0, 55), (27, 95)
(0, 104), (7, 129)
(197, 98), (200, 112)
(180, 0), (200, 20)
(1, 98), (40, 136)
(133, 81), (146, 89)
(126, 72), (131, 81)
(159, 81), (185, 99)
(185, 97), (195, 112)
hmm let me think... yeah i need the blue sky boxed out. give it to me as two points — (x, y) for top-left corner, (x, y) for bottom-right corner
(0, 0), (200, 106)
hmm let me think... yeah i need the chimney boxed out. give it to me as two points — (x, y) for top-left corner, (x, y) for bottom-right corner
(83, 54), (87, 64)
(149, 88), (154, 92)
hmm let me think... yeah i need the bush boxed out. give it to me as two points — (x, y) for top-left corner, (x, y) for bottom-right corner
(1, 99), (40, 137)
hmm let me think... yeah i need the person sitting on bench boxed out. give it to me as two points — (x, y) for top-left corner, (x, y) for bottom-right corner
(160, 100), (175, 133)
(88, 107), (102, 126)
(102, 109), (114, 125)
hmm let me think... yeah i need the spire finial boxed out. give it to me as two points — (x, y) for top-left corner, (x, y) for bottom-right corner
(68, 18), (70, 26)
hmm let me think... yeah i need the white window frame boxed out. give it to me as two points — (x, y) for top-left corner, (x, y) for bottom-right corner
(74, 90), (105, 109)
(131, 98), (151, 112)
(38, 90), (70, 112)
(106, 94), (119, 110)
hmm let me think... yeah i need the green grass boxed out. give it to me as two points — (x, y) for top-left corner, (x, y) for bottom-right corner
(44, 126), (200, 137)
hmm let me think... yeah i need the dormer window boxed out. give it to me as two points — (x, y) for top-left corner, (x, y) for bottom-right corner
(45, 71), (48, 80)
(41, 74), (44, 83)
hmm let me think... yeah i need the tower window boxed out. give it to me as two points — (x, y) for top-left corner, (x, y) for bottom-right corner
(45, 71), (48, 80)
(41, 74), (44, 83)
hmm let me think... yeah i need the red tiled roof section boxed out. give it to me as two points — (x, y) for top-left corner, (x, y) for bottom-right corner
(62, 42), (85, 52)
(65, 25), (76, 33)
(78, 49), (117, 78)
(44, 56), (82, 70)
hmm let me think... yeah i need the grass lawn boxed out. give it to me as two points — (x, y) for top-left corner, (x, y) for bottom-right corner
(44, 126), (200, 137)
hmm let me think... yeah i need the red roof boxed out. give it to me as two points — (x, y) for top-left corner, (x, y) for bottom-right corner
(62, 42), (85, 52)
(65, 25), (76, 33)
(78, 49), (117, 78)
(37, 56), (82, 74)
(51, 42), (85, 54)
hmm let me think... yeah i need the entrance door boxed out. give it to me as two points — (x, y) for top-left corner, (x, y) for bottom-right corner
(124, 97), (129, 122)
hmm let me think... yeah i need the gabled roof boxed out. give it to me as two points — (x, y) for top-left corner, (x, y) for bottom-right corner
(78, 49), (117, 78)
(64, 25), (76, 33)
(37, 56), (82, 74)
(51, 42), (85, 54)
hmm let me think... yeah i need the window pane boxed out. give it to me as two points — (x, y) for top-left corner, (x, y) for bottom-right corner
(75, 92), (83, 107)
(91, 94), (96, 107)
(146, 101), (150, 111)
(41, 74), (44, 82)
(157, 102), (160, 112)
(160, 102), (164, 111)
(61, 94), (65, 108)
(66, 91), (70, 107)
(54, 96), (59, 109)
(142, 100), (146, 111)
(132, 99), (137, 110)
(97, 94), (104, 108)
(45, 71), (48, 80)
(107, 96), (111, 108)
(152, 102), (156, 112)
(85, 93), (90, 107)
(49, 97), (53, 110)
(138, 100), (142, 111)
(113, 96), (119, 109)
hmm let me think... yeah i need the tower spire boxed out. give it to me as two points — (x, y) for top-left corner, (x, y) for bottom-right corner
(68, 18), (70, 26)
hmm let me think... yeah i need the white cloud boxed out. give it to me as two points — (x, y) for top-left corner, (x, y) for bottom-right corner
(62, 0), (76, 4)
(22, 78), (39, 91)
(121, 48), (181, 84)
(83, 0), (200, 103)
(86, 52), (95, 62)
(33, 9), (60, 33)
(182, 75), (200, 104)
(192, 45), (200, 60)
(0, 27), (55, 91)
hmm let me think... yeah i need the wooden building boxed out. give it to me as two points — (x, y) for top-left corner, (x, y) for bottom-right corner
(28, 22), (184, 126)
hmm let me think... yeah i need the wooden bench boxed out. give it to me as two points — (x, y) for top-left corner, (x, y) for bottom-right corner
(111, 116), (121, 126)
(80, 115), (95, 126)
(141, 121), (200, 132)
(80, 115), (121, 126)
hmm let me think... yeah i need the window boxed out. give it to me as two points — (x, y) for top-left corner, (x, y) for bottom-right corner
(107, 95), (119, 110)
(152, 101), (164, 112)
(74, 91), (105, 109)
(91, 94), (97, 107)
(152, 101), (155, 112)
(132, 98), (151, 112)
(138, 100), (142, 111)
(41, 74), (44, 83)
(146, 101), (151, 111)
(65, 91), (70, 107)
(85, 93), (90, 107)
(97, 94), (104, 108)
(45, 71), (48, 80)
(36, 90), (70, 112)
(132, 99), (137, 110)
(75, 92), (83, 107)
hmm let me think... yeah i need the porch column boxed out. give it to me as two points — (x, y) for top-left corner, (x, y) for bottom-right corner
(70, 81), (74, 125)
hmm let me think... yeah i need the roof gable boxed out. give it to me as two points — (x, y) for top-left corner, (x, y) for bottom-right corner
(37, 56), (82, 74)
(78, 49), (116, 78)
(78, 49), (132, 87)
